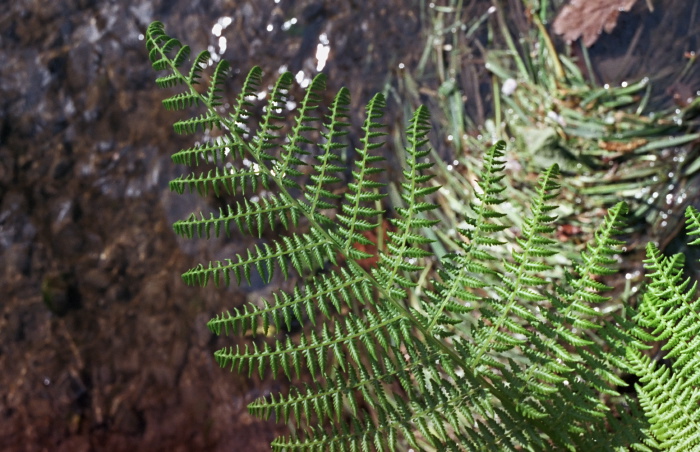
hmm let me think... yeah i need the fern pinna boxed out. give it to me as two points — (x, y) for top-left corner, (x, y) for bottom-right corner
(147, 21), (699, 451)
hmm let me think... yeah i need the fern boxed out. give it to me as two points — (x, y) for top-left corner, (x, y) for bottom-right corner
(146, 21), (700, 451)
(627, 206), (700, 451)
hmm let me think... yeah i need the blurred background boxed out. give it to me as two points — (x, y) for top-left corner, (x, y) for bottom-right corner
(0, 0), (697, 450)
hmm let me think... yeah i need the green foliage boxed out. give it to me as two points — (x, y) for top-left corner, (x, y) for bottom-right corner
(146, 21), (700, 451)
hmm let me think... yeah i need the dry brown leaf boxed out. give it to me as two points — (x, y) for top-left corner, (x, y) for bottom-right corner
(552, 0), (638, 47)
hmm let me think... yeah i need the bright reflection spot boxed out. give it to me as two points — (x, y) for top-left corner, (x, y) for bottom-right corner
(398, 62), (405, 69)
(295, 70), (311, 88)
(621, 81), (628, 88)
(267, 24), (274, 32)
(209, 17), (233, 63)
(315, 33), (330, 71)
(138, 33), (144, 41)
(502, 78), (517, 96)
(282, 18), (298, 31)
(547, 110), (565, 126)
(207, 45), (220, 65)
(212, 17), (232, 37)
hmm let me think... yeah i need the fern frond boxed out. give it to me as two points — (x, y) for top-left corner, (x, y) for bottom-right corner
(183, 227), (336, 287)
(471, 163), (561, 366)
(248, 71), (294, 163)
(146, 22), (187, 71)
(169, 165), (270, 197)
(173, 111), (222, 134)
(336, 94), (387, 256)
(228, 65), (263, 133)
(187, 50), (210, 85)
(273, 73), (326, 187)
(206, 59), (230, 106)
(171, 135), (241, 166)
(686, 204), (700, 245)
(173, 193), (299, 239)
(373, 105), (438, 297)
(424, 141), (508, 334)
(298, 87), (352, 224)
(162, 91), (201, 111)
(208, 268), (373, 336)
(147, 21), (694, 451)
(628, 206), (700, 450)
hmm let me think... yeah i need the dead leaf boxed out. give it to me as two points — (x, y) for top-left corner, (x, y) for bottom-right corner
(598, 138), (648, 153)
(552, 0), (638, 47)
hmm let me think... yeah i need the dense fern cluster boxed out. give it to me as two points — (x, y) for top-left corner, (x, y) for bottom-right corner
(147, 21), (700, 451)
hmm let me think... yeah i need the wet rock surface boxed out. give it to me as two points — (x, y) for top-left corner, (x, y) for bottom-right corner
(0, 0), (421, 450)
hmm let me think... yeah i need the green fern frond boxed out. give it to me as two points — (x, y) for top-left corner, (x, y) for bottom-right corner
(299, 87), (352, 222)
(169, 165), (270, 197)
(471, 164), (561, 366)
(423, 142), (508, 334)
(337, 94), (387, 256)
(183, 227), (336, 287)
(685, 206), (700, 245)
(628, 207), (700, 450)
(229, 65), (263, 133)
(173, 193), (298, 239)
(273, 73), (326, 187)
(187, 51), (210, 85)
(206, 59), (230, 106)
(147, 20), (699, 451)
(171, 135), (239, 166)
(208, 268), (372, 336)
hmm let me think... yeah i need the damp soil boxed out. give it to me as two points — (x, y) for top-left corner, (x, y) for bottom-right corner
(0, 0), (698, 451)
